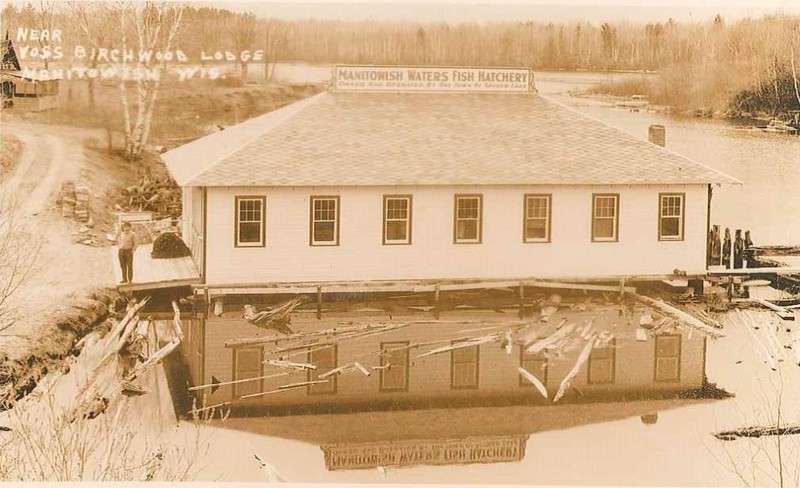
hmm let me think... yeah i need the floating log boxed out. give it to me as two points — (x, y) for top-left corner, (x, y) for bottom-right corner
(553, 334), (598, 403)
(188, 371), (294, 392)
(707, 266), (800, 275)
(243, 299), (302, 334)
(631, 294), (725, 338)
(754, 298), (796, 321)
(414, 334), (500, 358)
(263, 359), (317, 371)
(525, 323), (577, 354)
(714, 425), (800, 440)
(353, 362), (371, 376)
(518, 367), (548, 399)
(318, 363), (353, 378)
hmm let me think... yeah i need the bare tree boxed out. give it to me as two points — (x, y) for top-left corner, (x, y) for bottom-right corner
(0, 197), (40, 334)
(69, 2), (117, 111)
(229, 12), (256, 84)
(114, 1), (185, 161)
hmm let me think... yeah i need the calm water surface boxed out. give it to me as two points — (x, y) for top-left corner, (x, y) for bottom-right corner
(191, 67), (800, 485)
(536, 71), (800, 246)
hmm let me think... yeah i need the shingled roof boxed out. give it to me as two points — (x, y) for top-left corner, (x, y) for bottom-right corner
(163, 91), (741, 187)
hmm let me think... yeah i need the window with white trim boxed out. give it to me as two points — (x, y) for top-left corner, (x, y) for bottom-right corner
(454, 195), (482, 243)
(310, 196), (339, 246)
(235, 196), (265, 247)
(592, 194), (619, 242)
(659, 193), (685, 241)
(524, 194), (551, 242)
(232, 347), (263, 398)
(654, 334), (681, 382)
(451, 342), (480, 389)
(383, 195), (412, 245)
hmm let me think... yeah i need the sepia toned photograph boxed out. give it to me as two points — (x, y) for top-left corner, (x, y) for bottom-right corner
(0, 0), (799, 484)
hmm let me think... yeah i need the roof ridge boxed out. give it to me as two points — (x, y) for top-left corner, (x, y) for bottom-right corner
(175, 91), (328, 186)
(537, 93), (742, 186)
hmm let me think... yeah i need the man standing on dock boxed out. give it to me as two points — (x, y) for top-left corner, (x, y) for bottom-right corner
(117, 222), (136, 284)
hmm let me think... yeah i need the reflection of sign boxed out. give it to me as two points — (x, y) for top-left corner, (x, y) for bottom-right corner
(332, 65), (535, 93)
(321, 435), (528, 471)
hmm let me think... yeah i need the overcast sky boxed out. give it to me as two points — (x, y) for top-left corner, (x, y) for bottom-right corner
(209, 0), (800, 22)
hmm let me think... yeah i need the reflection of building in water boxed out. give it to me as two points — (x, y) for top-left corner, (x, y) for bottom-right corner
(174, 292), (721, 471)
(180, 303), (709, 411)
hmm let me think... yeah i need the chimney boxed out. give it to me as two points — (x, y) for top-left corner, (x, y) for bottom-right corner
(648, 125), (666, 147)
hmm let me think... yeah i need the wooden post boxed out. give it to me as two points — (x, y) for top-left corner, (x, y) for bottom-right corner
(434, 284), (441, 320)
(518, 282), (525, 319)
(204, 287), (210, 317)
(727, 276), (734, 304)
(316, 286), (323, 320)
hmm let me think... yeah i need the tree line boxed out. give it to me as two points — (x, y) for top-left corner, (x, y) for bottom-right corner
(1, 2), (799, 157)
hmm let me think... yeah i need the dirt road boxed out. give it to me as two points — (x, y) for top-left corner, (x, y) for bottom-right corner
(0, 122), (116, 357)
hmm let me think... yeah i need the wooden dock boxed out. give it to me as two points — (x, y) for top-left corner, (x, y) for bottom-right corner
(111, 244), (202, 292)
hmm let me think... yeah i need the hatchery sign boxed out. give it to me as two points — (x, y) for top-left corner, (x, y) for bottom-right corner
(321, 435), (529, 470)
(332, 65), (536, 93)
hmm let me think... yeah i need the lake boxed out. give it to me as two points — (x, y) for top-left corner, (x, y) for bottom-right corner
(183, 66), (800, 485)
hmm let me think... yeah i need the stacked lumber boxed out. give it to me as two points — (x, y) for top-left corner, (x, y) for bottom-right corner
(59, 181), (76, 219)
(74, 185), (90, 223)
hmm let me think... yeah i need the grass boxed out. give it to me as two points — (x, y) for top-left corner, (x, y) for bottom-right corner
(0, 133), (22, 181)
(9, 77), (322, 151)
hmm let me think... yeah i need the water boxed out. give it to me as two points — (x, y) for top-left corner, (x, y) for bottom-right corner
(534, 71), (800, 246)
(185, 67), (800, 485)
(266, 65), (800, 245)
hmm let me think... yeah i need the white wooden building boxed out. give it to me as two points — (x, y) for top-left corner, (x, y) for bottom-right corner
(163, 66), (740, 290)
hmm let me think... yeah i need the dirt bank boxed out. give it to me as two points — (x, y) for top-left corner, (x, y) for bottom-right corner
(0, 287), (123, 410)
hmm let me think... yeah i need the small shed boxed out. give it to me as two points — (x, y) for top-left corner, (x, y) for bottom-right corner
(0, 36), (60, 111)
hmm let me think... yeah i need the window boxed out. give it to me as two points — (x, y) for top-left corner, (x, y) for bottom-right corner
(235, 196), (265, 247)
(454, 194), (482, 243)
(380, 342), (410, 391)
(232, 347), (263, 398)
(588, 339), (616, 384)
(654, 335), (682, 382)
(519, 348), (548, 387)
(451, 342), (480, 389)
(308, 345), (337, 394)
(659, 193), (685, 241)
(592, 194), (619, 242)
(383, 195), (412, 245)
(524, 194), (551, 242)
(310, 196), (340, 246)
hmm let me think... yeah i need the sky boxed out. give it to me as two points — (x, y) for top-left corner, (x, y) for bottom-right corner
(207, 0), (800, 23)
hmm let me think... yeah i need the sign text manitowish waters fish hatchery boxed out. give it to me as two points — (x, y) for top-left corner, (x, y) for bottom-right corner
(333, 65), (536, 93)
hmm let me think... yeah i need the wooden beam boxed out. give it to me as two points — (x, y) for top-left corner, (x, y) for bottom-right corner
(708, 266), (800, 276)
(631, 294), (725, 338)
(754, 298), (796, 321)
(192, 274), (704, 295)
(434, 284), (441, 320)
(316, 286), (323, 320)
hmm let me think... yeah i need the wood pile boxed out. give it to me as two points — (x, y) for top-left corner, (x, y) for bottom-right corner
(59, 181), (76, 219)
(57, 181), (91, 223)
(150, 232), (191, 259)
(74, 185), (90, 223)
(112, 174), (181, 220)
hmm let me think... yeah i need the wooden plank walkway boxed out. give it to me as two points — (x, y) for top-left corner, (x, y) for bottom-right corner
(111, 244), (202, 291)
